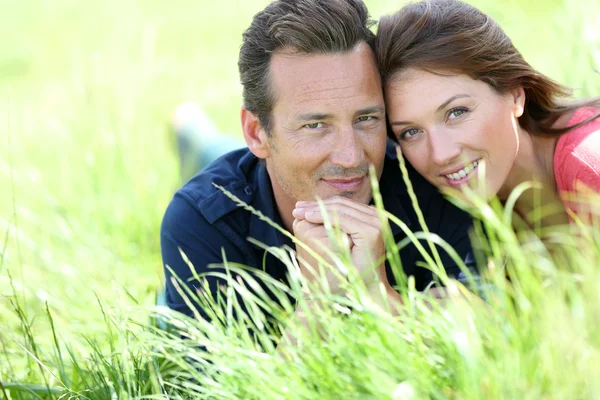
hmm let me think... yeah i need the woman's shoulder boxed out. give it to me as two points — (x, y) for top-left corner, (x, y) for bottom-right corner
(552, 106), (598, 130)
(556, 107), (600, 152)
(554, 107), (600, 193)
(569, 106), (600, 126)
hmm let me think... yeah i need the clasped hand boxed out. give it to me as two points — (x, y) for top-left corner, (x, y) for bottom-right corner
(292, 196), (388, 294)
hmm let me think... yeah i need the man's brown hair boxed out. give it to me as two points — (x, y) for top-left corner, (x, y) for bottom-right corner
(239, 0), (376, 134)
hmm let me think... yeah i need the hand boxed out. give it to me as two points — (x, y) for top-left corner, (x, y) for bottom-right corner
(292, 217), (349, 293)
(292, 196), (387, 293)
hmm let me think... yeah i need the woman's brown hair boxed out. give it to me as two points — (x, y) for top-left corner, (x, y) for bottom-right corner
(376, 0), (599, 136)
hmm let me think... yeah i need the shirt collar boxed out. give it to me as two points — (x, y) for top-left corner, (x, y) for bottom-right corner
(248, 160), (293, 251)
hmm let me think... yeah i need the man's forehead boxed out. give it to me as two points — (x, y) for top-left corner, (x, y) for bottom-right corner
(269, 43), (382, 113)
(270, 42), (376, 73)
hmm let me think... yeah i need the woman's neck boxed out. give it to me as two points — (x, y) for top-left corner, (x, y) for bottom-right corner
(498, 130), (566, 225)
(498, 132), (556, 198)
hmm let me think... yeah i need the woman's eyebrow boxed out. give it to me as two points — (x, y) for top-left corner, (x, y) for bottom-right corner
(436, 94), (471, 112)
(390, 94), (472, 126)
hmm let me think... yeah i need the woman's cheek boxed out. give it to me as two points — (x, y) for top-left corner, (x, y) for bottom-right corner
(400, 142), (427, 171)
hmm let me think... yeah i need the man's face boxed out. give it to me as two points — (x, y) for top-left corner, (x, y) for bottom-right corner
(263, 43), (387, 210)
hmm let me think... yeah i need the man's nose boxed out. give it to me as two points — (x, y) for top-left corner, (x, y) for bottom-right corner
(329, 126), (364, 168)
(429, 130), (461, 166)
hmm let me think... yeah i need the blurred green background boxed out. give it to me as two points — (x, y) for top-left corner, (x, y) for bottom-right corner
(0, 0), (598, 361)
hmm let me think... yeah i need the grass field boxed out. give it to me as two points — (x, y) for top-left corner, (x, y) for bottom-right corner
(1, 0), (599, 398)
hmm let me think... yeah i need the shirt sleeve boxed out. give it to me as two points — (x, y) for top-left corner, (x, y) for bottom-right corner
(160, 192), (244, 319)
(557, 148), (600, 194)
(555, 109), (600, 194)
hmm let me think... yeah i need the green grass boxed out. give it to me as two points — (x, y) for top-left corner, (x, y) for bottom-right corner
(1, 0), (599, 398)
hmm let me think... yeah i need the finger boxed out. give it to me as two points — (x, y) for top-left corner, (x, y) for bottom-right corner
(296, 199), (383, 226)
(293, 218), (323, 237)
(294, 219), (351, 246)
(294, 221), (352, 268)
(327, 215), (382, 252)
(297, 196), (379, 216)
(297, 211), (381, 252)
(294, 220), (340, 252)
(293, 203), (373, 221)
(303, 205), (382, 229)
(294, 204), (373, 221)
(292, 206), (309, 220)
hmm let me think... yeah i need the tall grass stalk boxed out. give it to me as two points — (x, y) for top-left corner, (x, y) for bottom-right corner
(1, 0), (599, 398)
(4, 155), (600, 398)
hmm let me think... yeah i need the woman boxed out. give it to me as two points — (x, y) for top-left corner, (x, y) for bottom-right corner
(376, 0), (600, 225)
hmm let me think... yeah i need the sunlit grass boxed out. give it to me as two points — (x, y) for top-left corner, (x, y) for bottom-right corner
(1, 0), (599, 398)
(4, 153), (598, 398)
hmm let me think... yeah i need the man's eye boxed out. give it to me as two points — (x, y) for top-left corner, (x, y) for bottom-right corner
(398, 128), (421, 140)
(356, 115), (374, 123)
(447, 107), (469, 120)
(305, 122), (324, 129)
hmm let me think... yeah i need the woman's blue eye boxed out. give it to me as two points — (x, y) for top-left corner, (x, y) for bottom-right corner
(448, 107), (468, 120)
(399, 128), (421, 140)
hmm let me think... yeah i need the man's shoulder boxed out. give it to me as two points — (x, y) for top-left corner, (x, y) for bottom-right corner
(161, 146), (282, 277)
(174, 148), (260, 224)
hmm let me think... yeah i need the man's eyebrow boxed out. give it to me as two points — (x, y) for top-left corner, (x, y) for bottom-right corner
(295, 106), (385, 123)
(296, 113), (334, 122)
(390, 94), (471, 126)
(355, 106), (385, 116)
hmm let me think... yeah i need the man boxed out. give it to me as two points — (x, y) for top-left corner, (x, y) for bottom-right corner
(160, 0), (475, 321)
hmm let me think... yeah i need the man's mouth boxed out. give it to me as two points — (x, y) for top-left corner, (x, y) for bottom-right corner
(322, 176), (366, 191)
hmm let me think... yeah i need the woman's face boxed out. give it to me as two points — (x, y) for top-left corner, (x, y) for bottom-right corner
(385, 68), (525, 200)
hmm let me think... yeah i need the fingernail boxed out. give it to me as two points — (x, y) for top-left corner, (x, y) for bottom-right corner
(292, 208), (304, 218)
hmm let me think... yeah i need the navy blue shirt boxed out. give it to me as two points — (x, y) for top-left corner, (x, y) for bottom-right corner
(160, 144), (475, 318)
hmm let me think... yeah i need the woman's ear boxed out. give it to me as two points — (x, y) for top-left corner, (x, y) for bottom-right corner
(511, 87), (526, 118)
(241, 108), (271, 159)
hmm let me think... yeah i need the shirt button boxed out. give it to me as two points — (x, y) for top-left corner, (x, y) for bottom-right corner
(244, 186), (253, 195)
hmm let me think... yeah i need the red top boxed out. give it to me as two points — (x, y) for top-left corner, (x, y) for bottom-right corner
(553, 107), (600, 216)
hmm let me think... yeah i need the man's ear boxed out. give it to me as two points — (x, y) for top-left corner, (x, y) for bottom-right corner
(241, 108), (270, 159)
(511, 87), (526, 118)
